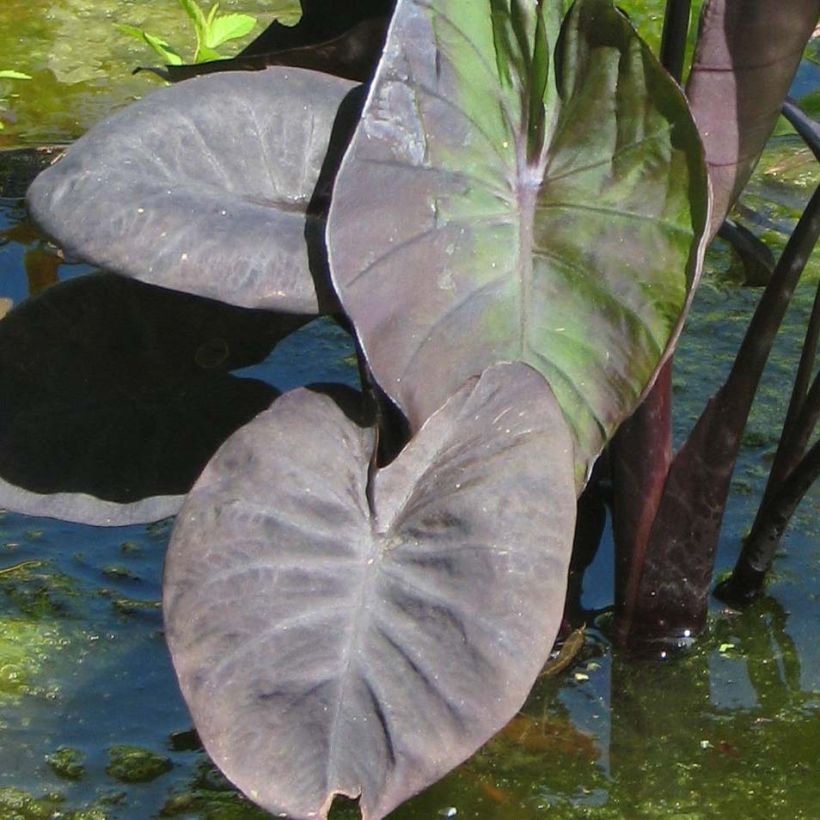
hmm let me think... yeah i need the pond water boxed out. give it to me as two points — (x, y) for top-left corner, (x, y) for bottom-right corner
(1, 3), (819, 819)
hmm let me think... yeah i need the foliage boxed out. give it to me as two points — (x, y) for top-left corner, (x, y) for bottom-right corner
(12, 0), (819, 816)
(0, 69), (31, 130)
(609, 0), (820, 652)
(117, 0), (257, 65)
(166, 362), (577, 818)
(328, 0), (707, 488)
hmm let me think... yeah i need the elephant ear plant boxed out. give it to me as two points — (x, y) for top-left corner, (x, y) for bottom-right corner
(610, 0), (820, 652)
(20, 0), (712, 816)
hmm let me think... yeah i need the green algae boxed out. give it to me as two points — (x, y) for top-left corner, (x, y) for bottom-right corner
(46, 746), (86, 781)
(0, 0), (301, 144)
(106, 745), (173, 784)
(0, 619), (65, 704)
(0, 788), (64, 820)
(734, 136), (820, 284)
(0, 787), (108, 819)
(0, 560), (75, 706)
(109, 596), (162, 617)
(160, 761), (272, 819)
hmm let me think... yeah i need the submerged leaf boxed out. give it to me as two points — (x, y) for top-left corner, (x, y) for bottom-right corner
(328, 0), (709, 486)
(164, 362), (576, 819)
(27, 67), (359, 314)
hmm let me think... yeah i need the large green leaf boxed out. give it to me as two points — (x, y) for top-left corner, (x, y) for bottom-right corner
(328, 0), (709, 486)
(164, 363), (576, 819)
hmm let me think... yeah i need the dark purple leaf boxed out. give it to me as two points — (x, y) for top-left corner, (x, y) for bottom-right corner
(27, 68), (358, 313)
(237, 0), (395, 56)
(328, 0), (709, 488)
(686, 0), (820, 237)
(163, 18), (390, 83)
(164, 362), (576, 819)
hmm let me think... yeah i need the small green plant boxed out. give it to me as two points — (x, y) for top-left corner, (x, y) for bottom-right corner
(117, 0), (257, 66)
(0, 70), (31, 130)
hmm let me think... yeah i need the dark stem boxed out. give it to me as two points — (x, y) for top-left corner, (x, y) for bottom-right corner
(761, 278), (820, 501)
(715, 184), (820, 421)
(716, 438), (820, 607)
(611, 362), (673, 645)
(619, 182), (820, 653)
(609, 0), (691, 651)
(659, 0), (692, 83)
(783, 97), (820, 162)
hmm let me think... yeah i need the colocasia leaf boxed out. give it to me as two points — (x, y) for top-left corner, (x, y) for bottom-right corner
(164, 362), (576, 819)
(328, 0), (709, 487)
(27, 68), (359, 314)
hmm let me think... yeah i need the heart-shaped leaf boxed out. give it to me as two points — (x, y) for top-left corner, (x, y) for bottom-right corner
(328, 0), (709, 486)
(0, 273), (301, 525)
(164, 362), (576, 819)
(686, 0), (820, 238)
(27, 67), (358, 313)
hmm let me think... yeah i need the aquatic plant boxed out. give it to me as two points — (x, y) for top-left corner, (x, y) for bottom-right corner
(117, 0), (259, 66)
(11, 0), (819, 816)
(609, 0), (820, 651)
(0, 69), (31, 130)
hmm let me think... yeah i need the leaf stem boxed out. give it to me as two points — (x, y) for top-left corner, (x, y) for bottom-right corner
(659, 0), (692, 83)
(621, 182), (820, 647)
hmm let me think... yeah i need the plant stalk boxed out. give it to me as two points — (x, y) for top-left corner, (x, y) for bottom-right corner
(611, 362), (673, 645)
(716, 438), (820, 606)
(621, 182), (820, 651)
(610, 0), (689, 651)
(762, 278), (820, 499)
(783, 97), (820, 162)
(659, 0), (692, 83)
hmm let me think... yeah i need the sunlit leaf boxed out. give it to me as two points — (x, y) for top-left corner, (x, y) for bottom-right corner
(116, 25), (185, 65)
(179, 0), (209, 42)
(165, 362), (576, 819)
(205, 13), (257, 50)
(328, 0), (709, 487)
(27, 68), (359, 314)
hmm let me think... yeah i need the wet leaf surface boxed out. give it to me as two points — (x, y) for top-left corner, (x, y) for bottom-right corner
(27, 67), (359, 313)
